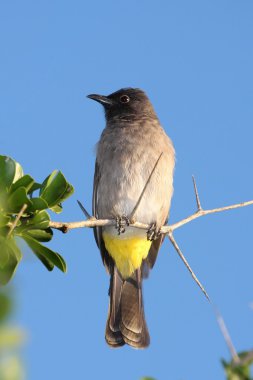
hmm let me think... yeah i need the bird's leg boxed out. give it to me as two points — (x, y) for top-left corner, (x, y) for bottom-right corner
(147, 223), (161, 241)
(115, 215), (130, 235)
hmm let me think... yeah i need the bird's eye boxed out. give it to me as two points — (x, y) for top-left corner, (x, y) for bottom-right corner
(120, 95), (130, 103)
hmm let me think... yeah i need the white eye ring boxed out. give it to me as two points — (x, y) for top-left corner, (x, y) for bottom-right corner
(120, 95), (130, 103)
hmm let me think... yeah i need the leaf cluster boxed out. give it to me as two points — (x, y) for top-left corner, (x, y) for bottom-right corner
(222, 352), (253, 380)
(0, 155), (74, 284)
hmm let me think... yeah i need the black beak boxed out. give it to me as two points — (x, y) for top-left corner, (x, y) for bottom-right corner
(87, 94), (114, 106)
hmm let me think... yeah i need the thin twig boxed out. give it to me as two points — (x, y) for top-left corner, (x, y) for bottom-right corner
(129, 152), (163, 222)
(169, 199), (253, 232)
(77, 200), (92, 219)
(192, 176), (202, 210)
(215, 307), (240, 363)
(7, 204), (28, 237)
(168, 232), (210, 301)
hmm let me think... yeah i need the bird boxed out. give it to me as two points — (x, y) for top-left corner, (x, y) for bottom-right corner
(87, 88), (175, 348)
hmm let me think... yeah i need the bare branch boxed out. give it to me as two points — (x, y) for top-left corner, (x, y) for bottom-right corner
(215, 308), (240, 363)
(129, 152), (163, 222)
(49, 218), (113, 230)
(192, 176), (202, 211)
(7, 204), (28, 237)
(49, 198), (253, 233)
(168, 232), (210, 301)
(47, 180), (253, 301)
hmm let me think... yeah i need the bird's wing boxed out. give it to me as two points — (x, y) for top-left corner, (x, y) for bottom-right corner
(147, 235), (165, 268)
(142, 217), (169, 277)
(93, 161), (113, 274)
(146, 214), (169, 270)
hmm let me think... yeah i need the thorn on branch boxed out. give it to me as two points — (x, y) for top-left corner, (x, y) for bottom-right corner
(192, 176), (202, 211)
(168, 232), (210, 301)
(77, 200), (92, 219)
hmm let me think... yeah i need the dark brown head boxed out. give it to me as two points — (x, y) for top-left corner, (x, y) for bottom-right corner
(87, 88), (158, 121)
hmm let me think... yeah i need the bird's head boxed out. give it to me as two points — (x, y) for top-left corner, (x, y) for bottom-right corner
(87, 88), (157, 121)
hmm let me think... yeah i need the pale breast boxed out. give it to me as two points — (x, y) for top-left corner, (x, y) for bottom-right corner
(96, 119), (175, 227)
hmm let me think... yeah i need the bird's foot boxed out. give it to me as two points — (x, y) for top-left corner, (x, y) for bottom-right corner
(147, 223), (161, 241)
(115, 215), (130, 235)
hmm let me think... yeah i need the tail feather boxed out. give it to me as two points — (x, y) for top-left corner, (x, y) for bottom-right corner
(105, 322), (124, 347)
(105, 266), (150, 349)
(105, 267), (124, 347)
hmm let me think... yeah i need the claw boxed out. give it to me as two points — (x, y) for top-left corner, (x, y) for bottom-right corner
(115, 215), (130, 235)
(147, 223), (161, 241)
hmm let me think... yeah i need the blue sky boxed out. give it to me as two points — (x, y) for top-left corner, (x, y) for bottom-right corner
(1, 0), (253, 379)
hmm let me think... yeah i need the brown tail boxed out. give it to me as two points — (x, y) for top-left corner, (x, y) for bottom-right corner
(105, 266), (150, 349)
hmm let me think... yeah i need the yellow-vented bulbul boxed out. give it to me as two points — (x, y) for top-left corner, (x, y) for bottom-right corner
(88, 88), (175, 348)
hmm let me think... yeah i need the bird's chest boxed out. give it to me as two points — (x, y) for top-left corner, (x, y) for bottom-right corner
(98, 130), (157, 216)
(97, 145), (148, 216)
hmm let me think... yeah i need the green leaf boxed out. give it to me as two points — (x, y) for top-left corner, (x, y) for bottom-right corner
(25, 243), (54, 271)
(28, 182), (42, 194)
(50, 203), (63, 213)
(7, 187), (32, 213)
(0, 156), (16, 190)
(0, 258), (19, 285)
(10, 174), (34, 194)
(221, 357), (252, 380)
(16, 210), (50, 231)
(0, 238), (22, 285)
(0, 227), (9, 239)
(28, 197), (48, 212)
(13, 161), (24, 182)
(0, 236), (10, 268)
(0, 188), (7, 210)
(40, 170), (74, 211)
(24, 228), (53, 242)
(0, 291), (12, 323)
(237, 351), (253, 367)
(10, 239), (22, 261)
(22, 234), (66, 273)
(0, 215), (11, 228)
